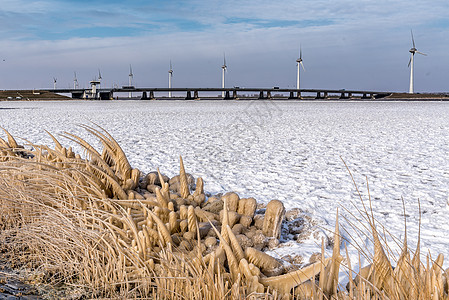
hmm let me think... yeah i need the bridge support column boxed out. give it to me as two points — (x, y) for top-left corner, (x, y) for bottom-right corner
(194, 90), (200, 100)
(297, 91), (302, 99)
(185, 91), (193, 100)
(224, 91), (232, 100)
(288, 92), (295, 99)
(323, 92), (329, 99)
(149, 91), (155, 100)
(258, 91), (265, 99)
(141, 92), (148, 100)
(316, 92), (322, 99)
(232, 90), (238, 100)
(362, 93), (368, 99)
(348, 92), (353, 99)
(340, 92), (347, 99)
(266, 91), (272, 99)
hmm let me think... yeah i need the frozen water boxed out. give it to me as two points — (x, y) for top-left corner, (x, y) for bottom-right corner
(1, 100), (448, 270)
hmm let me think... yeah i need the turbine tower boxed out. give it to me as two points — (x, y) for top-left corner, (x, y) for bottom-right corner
(408, 30), (427, 94)
(53, 77), (57, 90)
(168, 60), (173, 98)
(73, 72), (79, 89)
(221, 53), (227, 98)
(98, 69), (102, 89)
(296, 45), (305, 90)
(128, 64), (133, 98)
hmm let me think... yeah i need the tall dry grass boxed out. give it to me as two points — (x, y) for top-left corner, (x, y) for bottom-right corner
(0, 126), (448, 299)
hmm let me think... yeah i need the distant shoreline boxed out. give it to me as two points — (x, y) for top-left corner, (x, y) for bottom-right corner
(0, 90), (448, 101)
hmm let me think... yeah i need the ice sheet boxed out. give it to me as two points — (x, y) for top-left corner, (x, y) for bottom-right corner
(1, 100), (448, 270)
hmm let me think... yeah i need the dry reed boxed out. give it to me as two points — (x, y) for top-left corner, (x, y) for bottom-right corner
(0, 125), (447, 299)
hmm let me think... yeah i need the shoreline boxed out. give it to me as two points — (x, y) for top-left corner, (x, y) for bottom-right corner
(1, 90), (449, 101)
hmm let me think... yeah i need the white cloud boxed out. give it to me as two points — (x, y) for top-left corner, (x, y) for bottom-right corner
(1, 0), (52, 14)
(0, 0), (448, 92)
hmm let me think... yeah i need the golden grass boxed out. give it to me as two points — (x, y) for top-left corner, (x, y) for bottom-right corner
(0, 125), (448, 299)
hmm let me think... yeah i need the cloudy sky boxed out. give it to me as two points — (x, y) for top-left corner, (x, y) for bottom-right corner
(0, 0), (448, 92)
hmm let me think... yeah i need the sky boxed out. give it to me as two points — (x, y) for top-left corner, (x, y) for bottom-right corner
(0, 0), (448, 92)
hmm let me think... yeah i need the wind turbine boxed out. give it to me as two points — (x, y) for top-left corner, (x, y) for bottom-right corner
(296, 45), (305, 90)
(221, 53), (227, 98)
(168, 60), (173, 98)
(73, 72), (79, 89)
(408, 30), (427, 94)
(53, 77), (57, 90)
(98, 69), (102, 89)
(128, 64), (133, 98)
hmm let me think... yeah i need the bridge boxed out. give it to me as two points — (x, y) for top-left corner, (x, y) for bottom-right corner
(50, 87), (392, 100)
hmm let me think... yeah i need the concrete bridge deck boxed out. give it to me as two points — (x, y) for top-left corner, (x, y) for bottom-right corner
(49, 87), (391, 100)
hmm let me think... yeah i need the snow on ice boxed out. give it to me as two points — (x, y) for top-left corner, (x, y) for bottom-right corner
(1, 100), (448, 271)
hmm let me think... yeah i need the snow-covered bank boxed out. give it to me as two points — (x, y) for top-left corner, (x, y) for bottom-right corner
(1, 100), (448, 269)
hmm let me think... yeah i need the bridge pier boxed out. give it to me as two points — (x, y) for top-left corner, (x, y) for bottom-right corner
(340, 92), (348, 99)
(194, 90), (200, 100)
(323, 92), (329, 99)
(297, 91), (302, 99)
(141, 92), (148, 100)
(224, 91), (232, 100)
(258, 91), (265, 99)
(266, 91), (272, 99)
(316, 92), (322, 99)
(149, 91), (155, 100)
(288, 92), (295, 99)
(232, 90), (238, 100)
(185, 91), (193, 100)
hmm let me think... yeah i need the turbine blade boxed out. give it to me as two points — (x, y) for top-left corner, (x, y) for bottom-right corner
(408, 56), (412, 67)
(300, 61), (305, 71)
(411, 29), (415, 48)
(300, 44), (302, 60)
(170, 60), (172, 70)
(223, 52), (226, 67)
(416, 51), (427, 56)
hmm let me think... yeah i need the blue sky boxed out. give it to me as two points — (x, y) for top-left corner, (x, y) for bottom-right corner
(0, 0), (448, 92)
